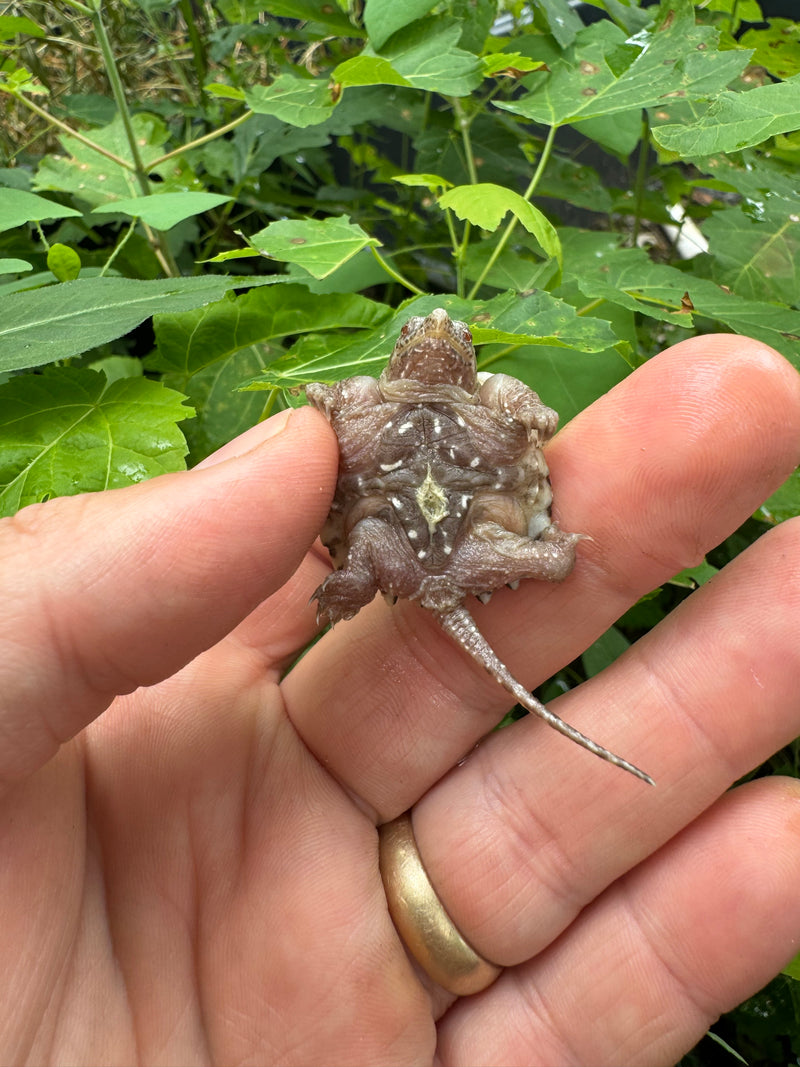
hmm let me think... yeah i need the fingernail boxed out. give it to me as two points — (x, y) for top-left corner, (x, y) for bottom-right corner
(194, 409), (294, 469)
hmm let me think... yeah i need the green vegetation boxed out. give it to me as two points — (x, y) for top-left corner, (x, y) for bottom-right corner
(2, 2), (799, 1058)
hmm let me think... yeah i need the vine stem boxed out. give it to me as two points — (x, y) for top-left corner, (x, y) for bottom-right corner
(88, 3), (179, 275)
(467, 123), (558, 300)
(370, 247), (425, 295)
(148, 111), (253, 169)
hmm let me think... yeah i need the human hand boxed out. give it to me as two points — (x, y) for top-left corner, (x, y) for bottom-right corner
(2, 334), (799, 1066)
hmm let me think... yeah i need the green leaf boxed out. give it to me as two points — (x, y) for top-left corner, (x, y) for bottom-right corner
(149, 285), (390, 459)
(91, 192), (233, 230)
(0, 14), (45, 40)
(363, 0), (438, 51)
(450, 0), (497, 53)
(33, 113), (202, 207)
(0, 367), (193, 517)
(0, 276), (282, 372)
(701, 205), (799, 307)
(249, 290), (621, 400)
(740, 19), (800, 81)
(249, 216), (380, 279)
(245, 0), (356, 35)
(0, 188), (83, 233)
(653, 74), (800, 156)
(562, 233), (800, 365)
(334, 56), (412, 89)
(377, 18), (484, 97)
(759, 469), (800, 524)
(392, 173), (453, 192)
(581, 624), (630, 677)
(0, 259), (33, 275)
(438, 184), (562, 266)
(782, 948), (800, 981)
(533, 0), (583, 49)
(47, 243), (81, 282)
(496, 5), (750, 129)
(245, 74), (337, 128)
(669, 560), (719, 588)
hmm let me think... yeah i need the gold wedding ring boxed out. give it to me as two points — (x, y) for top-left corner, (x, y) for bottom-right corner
(379, 812), (502, 996)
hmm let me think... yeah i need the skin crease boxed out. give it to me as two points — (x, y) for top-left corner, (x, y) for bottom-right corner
(0, 335), (798, 1065)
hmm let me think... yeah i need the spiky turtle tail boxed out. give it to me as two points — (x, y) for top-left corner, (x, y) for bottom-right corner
(437, 606), (654, 786)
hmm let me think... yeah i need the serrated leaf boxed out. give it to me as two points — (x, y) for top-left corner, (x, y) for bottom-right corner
(438, 184), (562, 265)
(0, 275), (283, 372)
(378, 18), (484, 97)
(47, 243), (81, 282)
(701, 205), (799, 307)
(496, 5), (750, 129)
(249, 216), (380, 279)
(248, 290), (620, 399)
(91, 192), (232, 230)
(0, 188), (83, 233)
(653, 74), (800, 155)
(363, 0), (438, 51)
(0, 367), (193, 516)
(245, 75), (337, 128)
(149, 285), (390, 459)
(562, 231), (800, 365)
(33, 113), (202, 207)
(334, 55), (412, 89)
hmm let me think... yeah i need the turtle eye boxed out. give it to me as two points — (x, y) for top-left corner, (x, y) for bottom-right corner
(460, 326), (473, 344)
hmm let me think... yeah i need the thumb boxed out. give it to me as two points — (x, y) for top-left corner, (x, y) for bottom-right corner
(0, 406), (337, 784)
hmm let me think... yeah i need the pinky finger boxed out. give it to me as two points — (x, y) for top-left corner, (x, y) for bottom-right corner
(438, 776), (800, 1067)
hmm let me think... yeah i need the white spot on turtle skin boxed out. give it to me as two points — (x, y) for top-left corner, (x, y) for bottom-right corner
(460, 494), (470, 510)
(417, 548), (427, 559)
(407, 529), (418, 540)
(380, 459), (403, 472)
(385, 420), (394, 429)
(398, 421), (414, 434)
(448, 447), (457, 460)
(433, 417), (442, 435)
(390, 496), (403, 509)
(456, 414), (466, 427)
(469, 457), (480, 468)
(443, 543), (453, 555)
(493, 481), (503, 490)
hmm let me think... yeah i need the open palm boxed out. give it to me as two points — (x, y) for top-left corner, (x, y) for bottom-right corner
(3, 333), (800, 1066)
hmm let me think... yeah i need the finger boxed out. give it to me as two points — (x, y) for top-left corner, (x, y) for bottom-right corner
(437, 776), (800, 1066)
(412, 516), (800, 964)
(281, 336), (800, 815)
(0, 407), (337, 783)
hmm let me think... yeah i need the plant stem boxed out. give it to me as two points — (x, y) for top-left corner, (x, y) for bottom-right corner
(5, 92), (135, 171)
(89, 3), (180, 275)
(148, 111), (253, 169)
(177, 0), (209, 96)
(467, 123), (557, 300)
(370, 247), (424, 295)
(631, 110), (650, 247)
